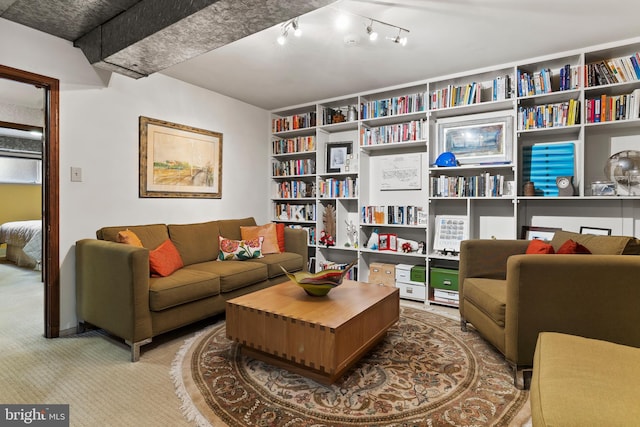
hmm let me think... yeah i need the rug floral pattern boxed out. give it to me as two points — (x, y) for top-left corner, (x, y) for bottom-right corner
(175, 307), (528, 426)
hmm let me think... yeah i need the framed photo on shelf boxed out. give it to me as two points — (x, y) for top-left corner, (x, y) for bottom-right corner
(432, 215), (469, 254)
(378, 233), (397, 251)
(436, 111), (513, 165)
(579, 226), (612, 236)
(325, 141), (352, 173)
(521, 226), (561, 240)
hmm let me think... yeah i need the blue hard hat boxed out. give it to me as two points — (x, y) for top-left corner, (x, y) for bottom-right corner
(435, 152), (458, 167)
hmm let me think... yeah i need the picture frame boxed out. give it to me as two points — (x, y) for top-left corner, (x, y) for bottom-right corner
(433, 215), (469, 254)
(580, 226), (612, 236)
(380, 153), (422, 190)
(437, 111), (513, 165)
(378, 233), (397, 251)
(520, 226), (562, 240)
(325, 141), (352, 173)
(139, 116), (222, 198)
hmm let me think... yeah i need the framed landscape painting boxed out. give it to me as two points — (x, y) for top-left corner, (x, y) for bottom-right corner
(139, 116), (223, 198)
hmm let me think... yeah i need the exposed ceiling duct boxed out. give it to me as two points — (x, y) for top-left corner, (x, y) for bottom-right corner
(1, 0), (336, 79)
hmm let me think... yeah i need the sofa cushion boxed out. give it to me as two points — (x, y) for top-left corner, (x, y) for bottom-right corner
(241, 223), (281, 254)
(186, 260), (268, 293)
(247, 252), (303, 278)
(463, 278), (506, 327)
(217, 217), (257, 240)
(149, 269), (220, 311)
(149, 239), (184, 277)
(168, 221), (220, 265)
(531, 332), (640, 427)
(550, 230), (640, 255)
(98, 224), (169, 250)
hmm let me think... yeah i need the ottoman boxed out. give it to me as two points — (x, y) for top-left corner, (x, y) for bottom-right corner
(530, 332), (640, 426)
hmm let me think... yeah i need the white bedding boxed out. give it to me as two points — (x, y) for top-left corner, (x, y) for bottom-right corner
(0, 219), (42, 267)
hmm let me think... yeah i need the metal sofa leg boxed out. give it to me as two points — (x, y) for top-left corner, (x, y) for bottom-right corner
(510, 363), (532, 390)
(125, 338), (152, 362)
(460, 318), (468, 332)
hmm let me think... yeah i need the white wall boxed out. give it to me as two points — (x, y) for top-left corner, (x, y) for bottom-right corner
(1, 18), (270, 331)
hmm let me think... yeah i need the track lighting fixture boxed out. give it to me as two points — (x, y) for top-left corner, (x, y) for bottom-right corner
(277, 18), (301, 45)
(361, 16), (408, 46)
(276, 13), (408, 47)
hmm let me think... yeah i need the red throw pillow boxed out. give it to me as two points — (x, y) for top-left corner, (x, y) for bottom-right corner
(276, 222), (286, 252)
(557, 239), (591, 254)
(526, 239), (555, 254)
(149, 239), (184, 277)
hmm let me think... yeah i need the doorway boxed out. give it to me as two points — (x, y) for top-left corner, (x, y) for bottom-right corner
(0, 64), (59, 338)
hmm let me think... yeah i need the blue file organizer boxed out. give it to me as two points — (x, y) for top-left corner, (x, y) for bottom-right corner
(522, 142), (575, 196)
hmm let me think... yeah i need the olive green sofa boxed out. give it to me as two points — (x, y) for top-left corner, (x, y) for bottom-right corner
(76, 217), (307, 361)
(458, 230), (640, 387)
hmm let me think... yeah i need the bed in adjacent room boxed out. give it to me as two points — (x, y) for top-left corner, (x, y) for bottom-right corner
(0, 219), (42, 270)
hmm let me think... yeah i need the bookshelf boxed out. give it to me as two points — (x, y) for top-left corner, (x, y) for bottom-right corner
(270, 36), (640, 306)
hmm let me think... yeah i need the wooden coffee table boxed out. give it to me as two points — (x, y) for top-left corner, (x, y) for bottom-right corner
(226, 280), (399, 384)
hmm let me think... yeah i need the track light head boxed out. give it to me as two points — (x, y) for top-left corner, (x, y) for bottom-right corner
(366, 22), (378, 41)
(277, 29), (288, 45)
(292, 18), (302, 37)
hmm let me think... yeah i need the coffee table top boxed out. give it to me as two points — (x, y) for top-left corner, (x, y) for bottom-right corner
(226, 280), (399, 329)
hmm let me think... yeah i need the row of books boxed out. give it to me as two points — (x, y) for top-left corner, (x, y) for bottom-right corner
(272, 136), (315, 155)
(430, 82), (481, 109)
(361, 205), (425, 226)
(272, 112), (317, 133)
(360, 119), (427, 146)
(360, 92), (427, 120)
(586, 53), (640, 87)
(318, 177), (358, 198)
(287, 224), (316, 245)
(431, 173), (510, 198)
(272, 158), (316, 177)
(492, 75), (512, 101)
(318, 261), (357, 279)
(586, 89), (640, 123)
(517, 65), (579, 97)
(274, 203), (316, 222)
(517, 99), (580, 130)
(275, 180), (314, 199)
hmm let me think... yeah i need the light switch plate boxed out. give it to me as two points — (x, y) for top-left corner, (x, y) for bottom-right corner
(71, 167), (82, 182)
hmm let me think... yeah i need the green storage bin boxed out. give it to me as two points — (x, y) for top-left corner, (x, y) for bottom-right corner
(430, 267), (459, 291)
(410, 266), (426, 283)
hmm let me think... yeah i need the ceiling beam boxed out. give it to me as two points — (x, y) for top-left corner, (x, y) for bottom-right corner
(74, 0), (336, 79)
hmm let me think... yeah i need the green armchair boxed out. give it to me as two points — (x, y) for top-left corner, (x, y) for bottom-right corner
(458, 230), (640, 388)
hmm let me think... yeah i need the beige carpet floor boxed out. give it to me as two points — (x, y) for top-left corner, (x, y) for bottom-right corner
(0, 259), (530, 426)
(0, 259), (206, 426)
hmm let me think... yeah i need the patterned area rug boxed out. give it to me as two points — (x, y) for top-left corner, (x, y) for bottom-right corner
(172, 306), (530, 426)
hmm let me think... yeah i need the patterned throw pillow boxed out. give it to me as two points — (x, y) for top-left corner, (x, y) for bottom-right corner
(218, 236), (264, 260)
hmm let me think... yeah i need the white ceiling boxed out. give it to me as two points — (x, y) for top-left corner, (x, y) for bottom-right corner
(161, 0), (640, 111)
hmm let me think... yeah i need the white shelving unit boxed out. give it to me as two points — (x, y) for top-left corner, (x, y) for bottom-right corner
(270, 36), (640, 306)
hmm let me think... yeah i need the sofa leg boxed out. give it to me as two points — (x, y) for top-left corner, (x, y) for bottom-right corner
(125, 338), (152, 362)
(510, 363), (532, 390)
(460, 318), (468, 332)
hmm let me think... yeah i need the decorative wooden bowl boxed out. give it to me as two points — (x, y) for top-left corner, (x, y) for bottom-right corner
(280, 259), (357, 297)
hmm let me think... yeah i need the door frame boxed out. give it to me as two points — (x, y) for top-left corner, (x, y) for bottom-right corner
(1, 64), (59, 338)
